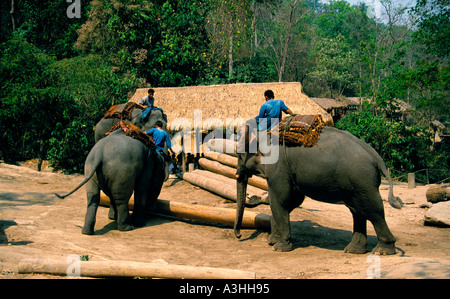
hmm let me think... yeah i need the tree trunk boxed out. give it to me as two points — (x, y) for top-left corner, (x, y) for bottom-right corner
(228, 34), (233, 78)
(10, 0), (15, 31)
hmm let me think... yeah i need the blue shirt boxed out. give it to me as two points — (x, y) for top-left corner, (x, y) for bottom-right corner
(255, 99), (289, 131)
(146, 128), (172, 150)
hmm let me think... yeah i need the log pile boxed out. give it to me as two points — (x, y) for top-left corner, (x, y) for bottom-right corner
(179, 148), (269, 206)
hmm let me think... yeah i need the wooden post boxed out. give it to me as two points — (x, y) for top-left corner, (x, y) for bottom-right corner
(18, 258), (256, 279)
(182, 153), (187, 173)
(408, 173), (415, 189)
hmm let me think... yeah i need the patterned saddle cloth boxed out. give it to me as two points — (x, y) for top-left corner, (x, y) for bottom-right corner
(106, 121), (156, 149)
(279, 114), (325, 147)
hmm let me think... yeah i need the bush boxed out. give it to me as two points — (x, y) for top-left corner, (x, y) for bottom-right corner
(335, 106), (445, 180)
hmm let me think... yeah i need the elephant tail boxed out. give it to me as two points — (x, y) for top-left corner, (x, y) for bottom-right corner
(55, 154), (101, 199)
(377, 158), (404, 209)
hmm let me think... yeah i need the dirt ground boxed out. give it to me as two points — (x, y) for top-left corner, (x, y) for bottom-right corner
(0, 160), (449, 279)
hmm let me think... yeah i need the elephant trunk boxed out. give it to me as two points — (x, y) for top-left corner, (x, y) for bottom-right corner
(234, 173), (248, 239)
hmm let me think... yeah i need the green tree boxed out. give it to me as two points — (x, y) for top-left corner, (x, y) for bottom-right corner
(412, 0), (450, 60)
(45, 54), (140, 173)
(0, 37), (58, 163)
(308, 34), (357, 97)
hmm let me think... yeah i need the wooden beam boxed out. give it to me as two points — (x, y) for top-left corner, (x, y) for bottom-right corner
(18, 258), (256, 279)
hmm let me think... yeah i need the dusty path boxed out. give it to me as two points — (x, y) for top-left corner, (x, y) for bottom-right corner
(0, 161), (448, 279)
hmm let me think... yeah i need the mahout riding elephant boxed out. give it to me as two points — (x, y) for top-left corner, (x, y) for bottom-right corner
(94, 103), (167, 143)
(56, 129), (165, 235)
(233, 124), (403, 255)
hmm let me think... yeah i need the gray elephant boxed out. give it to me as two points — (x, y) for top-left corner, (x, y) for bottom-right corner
(234, 124), (403, 255)
(94, 103), (167, 143)
(56, 129), (165, 235)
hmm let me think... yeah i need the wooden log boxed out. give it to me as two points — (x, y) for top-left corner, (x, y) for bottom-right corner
(206, 139), (238, 156)
(18, 258), (256, 279)
(426, 184), (450, 203)
(99, 193), (271, 230)
(203, 151), (238, 168)
(198, 158), (268, 191)
(192, 169), (267, 199)
(178, 171), (262, 206)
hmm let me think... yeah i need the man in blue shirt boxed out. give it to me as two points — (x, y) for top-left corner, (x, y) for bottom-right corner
(146, 121), (173, 155)
(236, 90), (294, 153)
(146, 121), (174, 180)
(256, 90), (294, 131)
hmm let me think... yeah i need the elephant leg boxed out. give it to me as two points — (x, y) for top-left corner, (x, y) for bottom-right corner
(115, 197), (134, 232)
(107, 193), (117, 220)
(108, 204), (117, 220)
(268, 184), (298, 252)
(369, 214), (396, 255)
(82, 180), (100, 235)
(131, 190), (147, 228)
(350, 190), (396, 255)
(344, 211), (368, 254)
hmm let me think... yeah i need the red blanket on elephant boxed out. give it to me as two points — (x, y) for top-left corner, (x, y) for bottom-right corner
(106, 121), (156, 149)
(279, 114), (325, 147)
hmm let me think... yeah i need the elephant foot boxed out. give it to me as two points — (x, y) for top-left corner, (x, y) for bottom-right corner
(81, 228), (94, 235)
(273, 241), (294, 252)
(344, 232), (368, 254)
(267, 234), (277, 246)
(372, 242), (396, 255)
(118, 224), (134, 232)
(132, 219), (146, 228)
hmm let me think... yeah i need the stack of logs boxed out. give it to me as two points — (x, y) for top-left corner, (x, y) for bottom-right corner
(179, 151), (269, 207)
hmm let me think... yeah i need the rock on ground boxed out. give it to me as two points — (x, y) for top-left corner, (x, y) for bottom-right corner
(424, 201), (450, 227)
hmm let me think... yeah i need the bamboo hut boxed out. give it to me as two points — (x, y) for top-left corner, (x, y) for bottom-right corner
(311, 97), (359, 123)
(129, 82), (332, 131)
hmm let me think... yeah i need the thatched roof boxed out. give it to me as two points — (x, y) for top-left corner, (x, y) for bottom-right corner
(311, 97), (359, 111)
(129, 82), (332, 130)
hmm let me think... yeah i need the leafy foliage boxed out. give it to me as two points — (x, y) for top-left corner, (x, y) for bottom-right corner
(336, 104), (449, 182)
